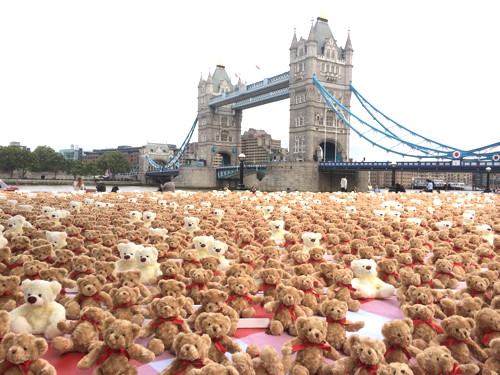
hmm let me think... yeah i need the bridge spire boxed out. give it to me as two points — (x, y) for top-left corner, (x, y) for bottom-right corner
(290, 28), (298, 50)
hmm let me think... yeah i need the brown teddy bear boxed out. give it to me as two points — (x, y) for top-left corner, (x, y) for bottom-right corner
(22, 259), (48, 281)
(378, 363), (414, 375)
(139, 296), (192, 355)
(377, 258), (401, 287)
(232, 345), (287, 375)
(472, 307), (500, 348)
(0, 275), (23, 311)
(66, 274), (113, 319)
(26, 243), (55, 264)
(194, 312), (242, 365)
(158, 332), (215, 375)
(180, 249), (202, 275)
(327, 334), (387, 375)
(78, 317), (155, 373)
(66, 237), (89, 255)
(381, 318), (421, 365)
(402, 304), (443, 349)
(110, 286), (148, 326)
(308, 247), (327, 270)
(226, 276), (263, 318)
(414, 346), (479, 375)
(40, 267), (77, 305)
(95, 261), (118, 284)
(52, 306), (111, 354)
(456, 274), (492, 305)
(288, 251), (310, 267)
(281, 316), (340, 374)
(52, 249), (75, 273)
(328, 268), (362, 312)
(143, 279), (193, 316)
(188, 289), (239, 336)
(0, 310), (10, 354)
(200, 256), (224, 283)
(403, 286), (452, 320)
(314, 262), (343, 287)
(413, 264), (445, 289)
(190, 363), (239, 375)
(320, 298), (365, 352)
(396, 269), (421, 302)
(483, 338), (500, 375)
(257, 268), (284, 305)
(429, 315), (487, 364)
(433, 259), (459, 289)
(289, 274), (323, 315)
(104, 270), (151, 300)
(69, 254), (95, 280)
(186, 268), (214, 304)
(0, 332), (56, 374)
(155, 260), (189, 284)
(264, 284), (309, 336)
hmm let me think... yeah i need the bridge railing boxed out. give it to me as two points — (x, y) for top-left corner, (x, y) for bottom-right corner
(319, 160), (500, 171)
(216, 164), (267, 179)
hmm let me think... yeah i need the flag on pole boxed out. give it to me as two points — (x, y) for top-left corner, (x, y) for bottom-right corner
(256, 65), (261, 70)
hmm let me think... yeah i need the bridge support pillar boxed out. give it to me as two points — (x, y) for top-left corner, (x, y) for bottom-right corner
(173, 166), (217, 190)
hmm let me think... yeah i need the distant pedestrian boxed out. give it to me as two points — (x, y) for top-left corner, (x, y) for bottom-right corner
(111, 186), (119, 193)
(95, 179), (106, 192)
(424, 179), (434, 193)
(340, 176), (348, 192)
(395, 183), (406, 193)
(374, 184), (381, 193)
(162, 180), (175, 192)
(157, 184), (163, 192)
(73, 177), (85, 191)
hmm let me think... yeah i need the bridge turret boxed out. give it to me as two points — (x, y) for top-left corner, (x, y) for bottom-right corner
(344, 31), (354, 67)
(289, 29), (298, 59)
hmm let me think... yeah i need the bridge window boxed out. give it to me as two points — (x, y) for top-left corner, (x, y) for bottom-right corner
(221, 117), (228, 127)
(221, 132), (228, 142)
(293, 136), (306, 153)
(295, 116), (305, 127)
(215, 134), (220, 141)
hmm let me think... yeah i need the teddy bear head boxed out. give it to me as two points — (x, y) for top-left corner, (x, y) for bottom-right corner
(434, 259), (454, 274)
(309, 247), (326, 261)
(207, 240), (228, 258)
(54, 249), (74, 264)
(351, 258), (378, 278)
(20, 279), (61, 306)
(320, 298), (348, 320)
(1, 333), (48, 365)
(358, 246), (374, 260)
(172, 332), (211, 361)
(0, 310), (9, 336)
(412, 265), (434, 284)
(441, 316), (475, 342)
(227, 276), (254, 296)
(259, 268), (283, 285)
(319, 263), (343, 279)
(195, 312), (232, 338)
(290, 275), (316, 292)
(6, 215), (27, 232)
(0, 275), (21, 295)
(142, 211), (156, 223)
(334, 267), (356, 286)
(261, 246), (280, 260)
(159, 261), (183, 278)
(416, 346), (457, 375)
(110, 286), (140, 306)
(198, 289), (228, 312)
(225, 264), (252, 279)
(402, 304), (435, 321)
(410, 248), (426, 262)
(40, 268), (68, 283)
(183, 217), (201, 231)
(24, 259), (49, 275)
(158, 280), (187, 297)
(378, 363), (414, 375)
(77, 275), (106, 296)
(11, 235), (31, 251)
(268, 220), (285, 233)
(464, 274), (489, 292)
(292, 263), (315, 277)
(45, 231), (67, 250)
(117, 270), (143, 288)
(276, 284), (304, 307)
(474, 308), (500, 331)
(80, 306), (111, 326)
(193, 235), (214, 252)
(381, 318), (414, 347)
(200, 256), (220, 273)
(399, 269), (421, 287)
(346, 335), (386, 366)
(455, 296), (482, 318)
(180, 249), (199, 262)
(486, 338), (500, 359)
(102, 317), (141, 349)
(189, 268), (213, 284)
(295, 316), (328, 343)
(95, 261), (115, 278)
(396, 252), (413, 266)
(72, 255), (94, 272)
(135, 246), (158, 265)
(377, 258), (398, 274)
(291, 251), (310, 264)
(238, 250), (257, 264)
(301, 232), (322, 247)
(406, 286), (436, 306)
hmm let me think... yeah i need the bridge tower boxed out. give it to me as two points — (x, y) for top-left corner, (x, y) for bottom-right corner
(288, 16), (353, 163)
(197, 64), (243, 167)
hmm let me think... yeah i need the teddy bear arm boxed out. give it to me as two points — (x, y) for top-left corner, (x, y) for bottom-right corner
(458, 363), (480, 375)
(57, 319), (79, 333)
(139, 284), (151, 297)
(128, 343), (155, 363)
(77, 343), (106, 369)
(294, 306), (308, 318)
(281, 338), (301, 356)
(345, 321), (365, 332)
(264, 301), (279, 313)
(222, 337), (241, 353)
(432, 306), (447, 320)
(63, 279), (77, 289)
(138, 324), (154, 339)
(324, 346), (340, 360)
(467, 340), (489, 362)
(30, 358), (56, 375)
(97, 292), (113, 309)
(407, 344), (422, 357)
(331, 357), (356, 375)
(252, 295), (264, 304)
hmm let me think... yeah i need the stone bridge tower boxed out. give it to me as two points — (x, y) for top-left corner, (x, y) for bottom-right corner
(197, 64), (243, 167)
(288, 16), (353, 163)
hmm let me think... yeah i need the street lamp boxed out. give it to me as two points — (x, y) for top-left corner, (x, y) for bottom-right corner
(388, 161), (397, 192)
(237, 153), (246, 190)
(484, 166), (492, 193)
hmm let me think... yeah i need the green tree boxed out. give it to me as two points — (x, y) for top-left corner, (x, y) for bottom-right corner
(67, 160), (87, 179)
(83, 161), (102, 178)
(96, 151), (132, 179)
(0, 145), (32, 178)
(32, 146), (67, 178)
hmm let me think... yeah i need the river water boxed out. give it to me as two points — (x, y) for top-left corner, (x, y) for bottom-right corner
(14, 185), (159, 193)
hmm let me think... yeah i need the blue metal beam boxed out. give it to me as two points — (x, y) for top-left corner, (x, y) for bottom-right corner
(319, 161), (500, 172)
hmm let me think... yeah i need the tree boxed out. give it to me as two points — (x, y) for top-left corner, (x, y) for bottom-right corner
(0, 145), (32, 178)
(32, 146), (67, 178)
(96, 151), (132, 179)
(83, 161), (101, 178)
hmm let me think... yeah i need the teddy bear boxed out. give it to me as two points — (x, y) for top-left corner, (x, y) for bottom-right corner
(155, 260), (189, 284)
(45, 230), (67, 250)
(456, 274), (492, 305)
(52, 249), (75, 273)
(158, 332), (215, 375)
(257, 268), (284, 305)
(180, 249), (202, 275)
(65, 274), (113, 319)
(139, 296), (192, 355)
(264, 284), (308, 336)
(135, 246), (161, 283)
(0, 332), (56, 375)
(300, 232), (323, 252)
(0, 275), (23, 311)
(396, 252), (415, 272)
(95, 261), (118, 284)
(9, 234), (32, 253)
(396, 269), (422, 302)
(433, 259), (460, 289)
(190, 363), (239, 375)
(226, 276), (263, 318)
(289, 274), (323, 315)
(378, 363), (414, 375)
(232, 344), (288, 375)
(192, 235), (214, 258)
(327, 268), (362, 312)
(25, 243), (55, 265)
(414, 346), (480, 375)
(69, 254), (95, 280)
(9, 279), (66, 339)
(194, 312), (242, 365)
(186, 268), (214, 304)
(65, 236), (89, 255)
(109, 286), (149, 326)
(326, 334), (387, 375)
(351, 258), (395, 299)
(281, 316), (340, 374)
(78, 317), (155, 373)
(143, 279), (193, 316)
(52, 306), (112, 354)
(308, 247), (327, 270)
(233, 249), (261, 272)
(483, 338), (500, 375)
(22, 259), (48, 281)
(39, 268), (77, 305)
(313, 262), (343, 288)
(104, 270), (151, 300)
(381, 318), (421, 365)
(268, 220), (289, 242)
(187, 289), (239, 336)
(402, 304), (444, 349)
(320, 298), (365, 352)
(472, 307), (500, 348)
(377, 258), (401, 287)
(403, 286), (454, 320)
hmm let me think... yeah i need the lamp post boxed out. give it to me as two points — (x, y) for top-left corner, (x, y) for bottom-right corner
(388, 161), (397, 192)
(484, 166), (492, 193)
(237, 153), (246, 190)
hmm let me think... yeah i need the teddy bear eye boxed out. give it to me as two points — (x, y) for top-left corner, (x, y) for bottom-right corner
(397, 333), (401, 337)
(23, 347), (27, 351)
(456, 328), (459, 332)
(38, 294), (42, 297)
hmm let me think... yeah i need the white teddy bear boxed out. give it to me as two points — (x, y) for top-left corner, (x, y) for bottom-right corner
(192, 235), (214, 258)
(9, 279), (66, 339)
(142, 211), (157, 228)
(350, 259), (395, 299)
(129, 210), (142, 223)
(135, 246), (161, 283)
(148, 227), (168, 239)
(115, 243), (142, 273)
(183, 216), (201, 236)
(46, 231), (68, 250)
(0, 225), (7, 248)
(268, 220), (289, 242)
(4, 215), (32, 235)
(207, 240), (230, 271)
(301, 232), (323, 252)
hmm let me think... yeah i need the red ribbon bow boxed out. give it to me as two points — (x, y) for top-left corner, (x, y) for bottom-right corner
(70, 269), (92, 279)
(382, 272), (400, 282)
(212, 337), (227, 353)
(1, 291), (11, 297)
(173, 359), (205, 375)
(0, 360), (32, 374)
(413, 319), (444, 334)
(226, 293), (252, 304)
(303, 288), (320, 299)
(186, 282), (206, 290)
(337, 282), (357, 292)
(112, 302), (137, 310)
(326, 317), (352, 326)
(470, 290), (492, 301)
(259, 283), (278, 292)
(151, 316), (184, 328)
(481, 329), (500, 346)
(309, 259), (325, 264)
(241, 260), (257, 268)
(276, 304), (296, 321)
(441, 336), (471, 347)
(355, 359), (378, 375)
(384, 344), (411, 360)
(182, 259), (200, 265)
(80, 315), (102, 331)
(5, 263), (22, 269)
(78, 294), (104, 304)
(291, 339), (332, 352)
(26, 274), (41, 280)
(162, 275), (177, 280)
(95, 346), (130, 366)
(435, 272), (455, 279)
(441, 362), (463, 375)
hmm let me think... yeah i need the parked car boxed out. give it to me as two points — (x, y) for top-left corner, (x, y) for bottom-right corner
(0, 179), (19, 191)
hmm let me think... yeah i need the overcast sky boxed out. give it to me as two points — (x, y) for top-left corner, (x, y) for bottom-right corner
(1, 0), (499, 162)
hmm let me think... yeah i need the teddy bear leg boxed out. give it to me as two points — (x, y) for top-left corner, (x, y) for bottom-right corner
(449, 279), (459, 289)
(228, 322), (238, 336)
(459, 363), (480, 375)
(262, 296), (273, 306)
(0, 300), (16, 312)
(267, 320), (284, 336)
(348, 300), (361, 312)
(413, 339), (427, 351)
(51, 337), (74, 354)
(65, 301), (81, 320)
(147, 338), (165, 356)
(376, 284), (395, 299)
(130, 315), (144, 326)
(241, 307), (255, 318)
(10, 316), (33, 335)
(45, 323), (62, 340)
(290, 364), (309, 375)
(439, 298), (456, 316)
(288, 325), (298, 336)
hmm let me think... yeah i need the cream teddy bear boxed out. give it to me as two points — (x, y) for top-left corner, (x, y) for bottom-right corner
(301, 232), (323, 252)
(135, 246), (161, 283)
(269, 220), (289, 242)
(115, 243), (142, 273)
(207, 240), (230, 271)
(9, 279), (66, 339)
(351, 259), (395, 299)
(142, 211), (157, 228)
(4, 215), (32, 235)
(183, 216), (201, 235)
(193, 235), (215, 258)
(46, 231), (68, 250)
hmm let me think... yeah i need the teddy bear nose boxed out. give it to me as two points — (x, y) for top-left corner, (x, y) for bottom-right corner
(200, 244), (205, 248)
(27, 296), (37, 304)
(366, 266), (371, 270)
(141, 257), (147, 262)
(124, 255), (130, 259)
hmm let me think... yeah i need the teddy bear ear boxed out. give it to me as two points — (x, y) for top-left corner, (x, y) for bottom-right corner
(130, 322), (141, 337)
(465, 317), (475, 329)
(103, 316), (116, 331)
(200, 333), (211, 349)
(194, 312), (209, 331)
(295, 316), (308, 332)
(402, 318), (414, 332)
(35, 337), (48, 356)
(50, 281), (62, 296)
(96, 275), (106, 285)
(346, 334), (360, 351)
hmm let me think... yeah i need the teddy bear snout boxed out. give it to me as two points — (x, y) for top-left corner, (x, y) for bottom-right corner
(124, 255), (130, 260)
(366, 265), (371, 270)
(141, 257), (147, 263)
(27, 296), (37, 304)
